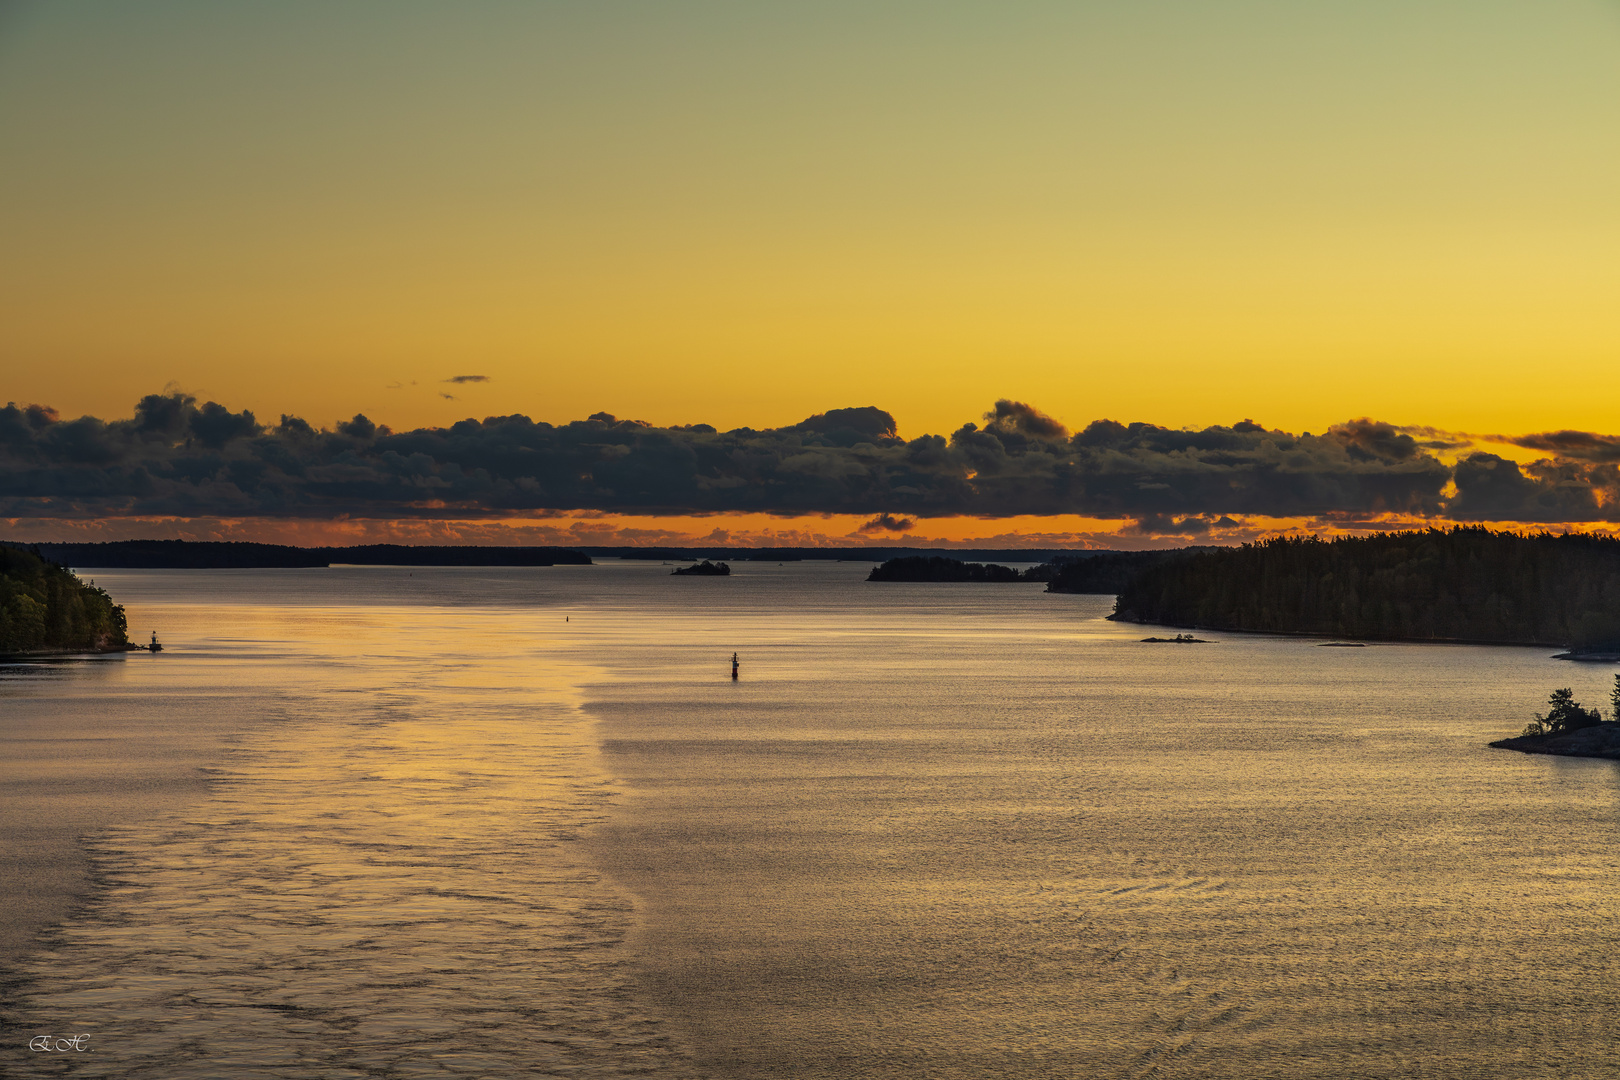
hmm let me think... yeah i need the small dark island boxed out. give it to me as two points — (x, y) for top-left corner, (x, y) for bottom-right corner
(1140, 634), (1210, 644)
(0, 547), (133, 654)
(1491, 685), (1620, 760)
(673, 560), (731, 576)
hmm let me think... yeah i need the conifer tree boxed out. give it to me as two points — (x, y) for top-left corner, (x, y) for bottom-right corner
(1539, 688), (1602, 735)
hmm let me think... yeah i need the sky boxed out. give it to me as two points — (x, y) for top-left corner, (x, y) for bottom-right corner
(4, 2), (1620, 546)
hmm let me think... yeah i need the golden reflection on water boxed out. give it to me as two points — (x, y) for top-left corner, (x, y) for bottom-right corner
(6, 585), (695, 1078)
(5, 563), (1620, 1078)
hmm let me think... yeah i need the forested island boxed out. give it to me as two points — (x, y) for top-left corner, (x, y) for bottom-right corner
(672, 560), (730, 576)
(1112, 528), (1620, 648)
(867, 550), (1201, 587)
(867, 551), (1199, 586)
(868, 556), (1028, 582)
(0, 547), (130, 653)
(607, 546), (1076, 563)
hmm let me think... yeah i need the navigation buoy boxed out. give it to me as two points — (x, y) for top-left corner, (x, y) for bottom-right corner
(731, 652), (739, 680)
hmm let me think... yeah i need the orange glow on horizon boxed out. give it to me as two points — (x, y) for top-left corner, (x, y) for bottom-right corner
(9, 512), (1620, 554)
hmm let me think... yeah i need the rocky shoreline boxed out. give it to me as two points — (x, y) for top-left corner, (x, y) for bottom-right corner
(1489, 725), (1620, 761)
(0, 642), (154, 659)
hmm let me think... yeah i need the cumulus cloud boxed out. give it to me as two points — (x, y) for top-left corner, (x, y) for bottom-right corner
(791, 406), (897, 443)
(1446, 453), (1607, 522)
(2, 392), (1618, 525)
(1327, 418), (1423, 462)
(443, 375), (491, 384)
(857, 513), (916, 534)
(982, 400), (1068, 441)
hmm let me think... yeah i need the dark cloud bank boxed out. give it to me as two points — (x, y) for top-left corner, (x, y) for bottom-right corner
(0, 393), (1613, 525)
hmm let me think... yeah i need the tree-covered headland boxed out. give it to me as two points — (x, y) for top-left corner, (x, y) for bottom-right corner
(1043, 550), (1204, 594)
(1112, 527), (1620, 647)
(0, 546), (129, 652)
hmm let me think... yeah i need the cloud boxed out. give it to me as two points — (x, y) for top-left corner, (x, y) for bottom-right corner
(1118, 513), (1224, 539)
(1500, 429), (1620, 463)
(1446, 452), (1606, 522)
(443, 375), (491, 384)
(951, 411), (1452, 519)
(857, 513), (916, 534)
(791, 406), (898, 444)
(983, 399), (1067, 441)
(1327, 418), (1422, 462)
(1388, 424), (1477, 452)
(3, 391), (1620, 527)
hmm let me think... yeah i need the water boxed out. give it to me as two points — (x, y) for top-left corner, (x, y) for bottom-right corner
(3, 562), (1619, 1078)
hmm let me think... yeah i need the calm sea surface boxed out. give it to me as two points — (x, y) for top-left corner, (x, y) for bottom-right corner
(3, 561), (1619, 1078)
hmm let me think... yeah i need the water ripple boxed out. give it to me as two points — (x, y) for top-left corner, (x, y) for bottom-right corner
(8, 695), (697, 1078)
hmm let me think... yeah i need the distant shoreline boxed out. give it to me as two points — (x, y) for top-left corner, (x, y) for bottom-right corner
(3, 539), (1127, 570)
(1109, 614), (1566, 650)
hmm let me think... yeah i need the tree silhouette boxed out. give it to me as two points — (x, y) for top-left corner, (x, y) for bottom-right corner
(1536, 688), (1602, 736)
